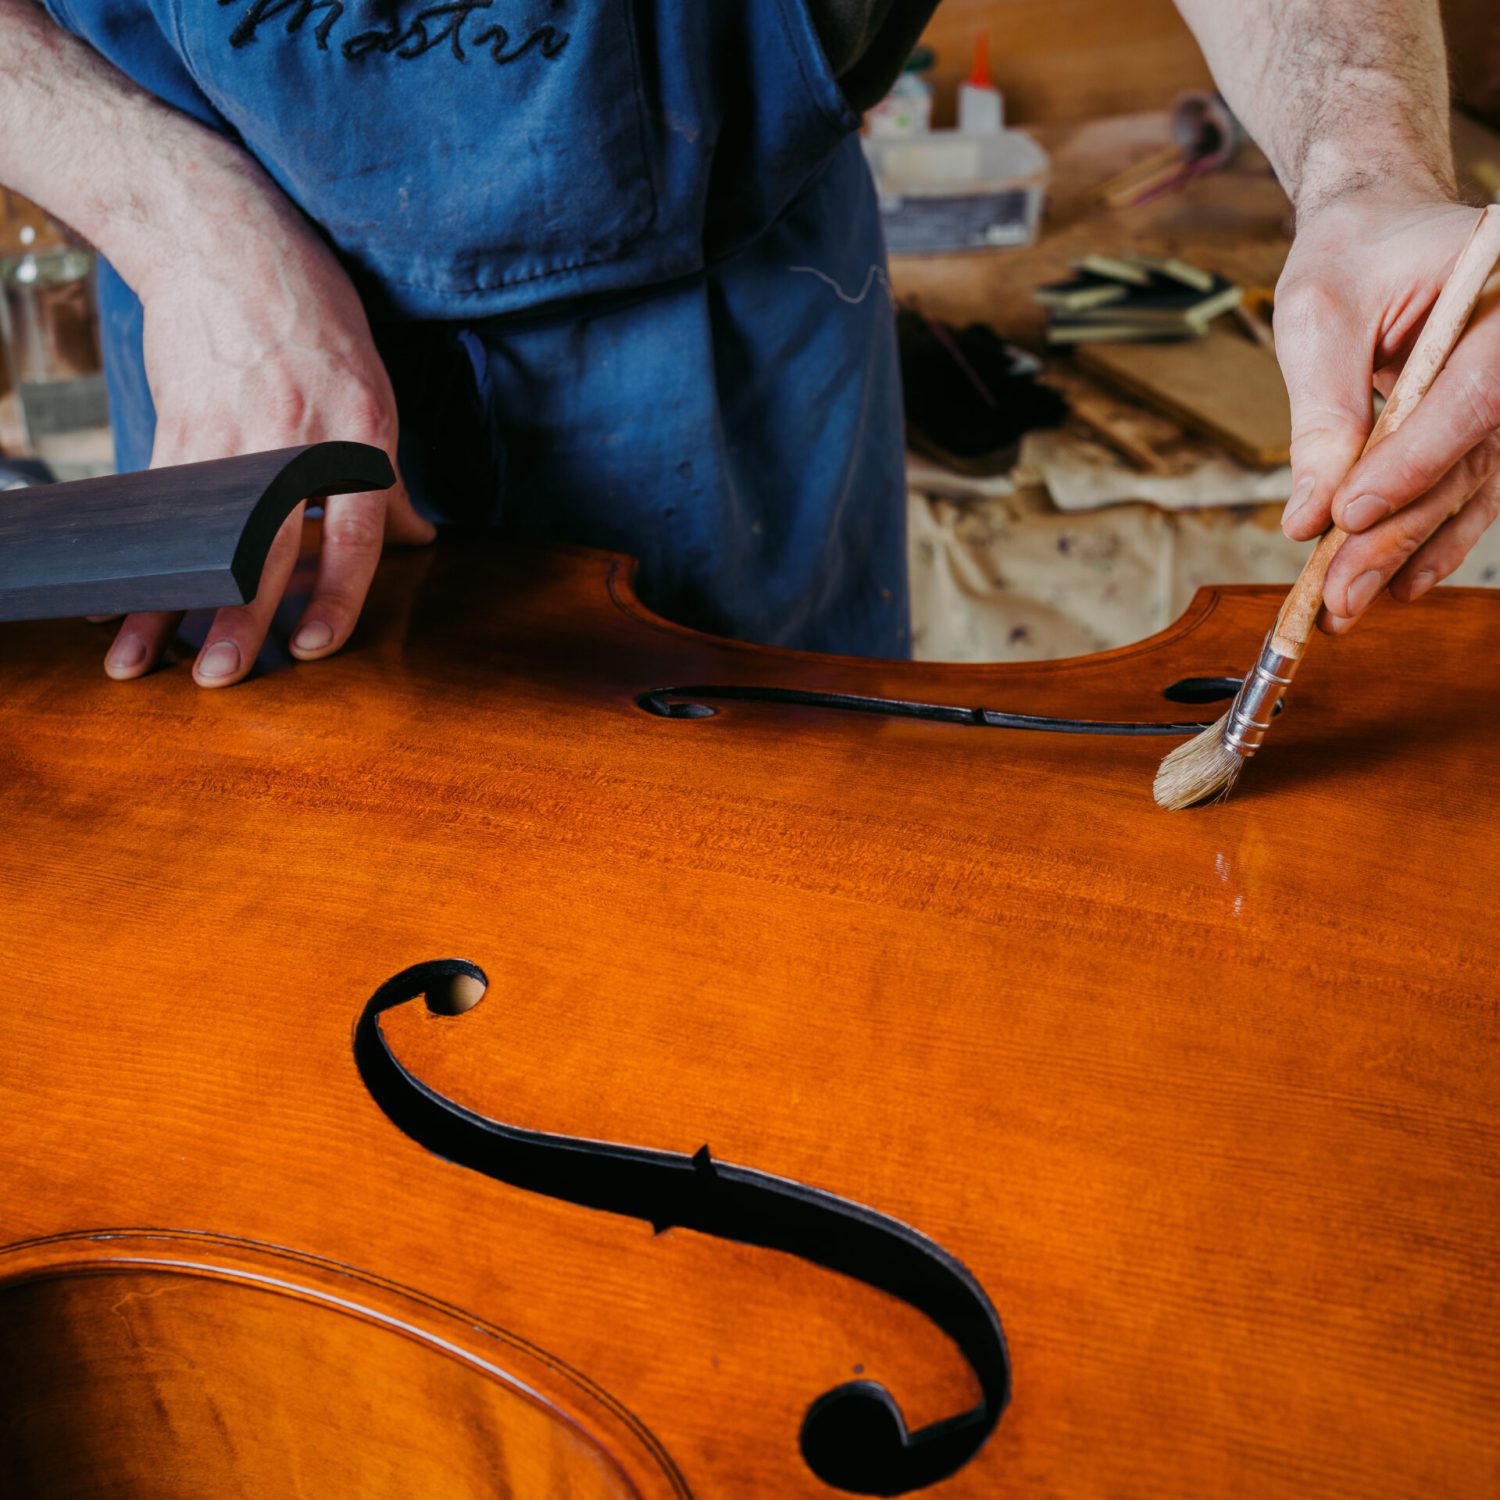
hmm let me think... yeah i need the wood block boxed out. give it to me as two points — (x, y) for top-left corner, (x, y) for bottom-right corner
(1075, 327), (1291, 467)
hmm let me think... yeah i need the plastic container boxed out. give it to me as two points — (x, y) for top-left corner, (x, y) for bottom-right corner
(862, 129), (1049, 254)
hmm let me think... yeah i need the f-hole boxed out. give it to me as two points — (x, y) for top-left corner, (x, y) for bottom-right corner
(1161, 676), (1283, 716)
(1162, 676), (1243, 704)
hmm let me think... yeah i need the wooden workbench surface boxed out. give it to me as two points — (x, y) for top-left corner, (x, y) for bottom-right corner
(890, 112), (1291, 346)
(891, 108), (1500, 346)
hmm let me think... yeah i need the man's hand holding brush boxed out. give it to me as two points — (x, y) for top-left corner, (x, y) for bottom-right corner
(1155, 205), (1500, 810)
(1276, 198), (1500, 631)
(1175, 0), (1498, 630)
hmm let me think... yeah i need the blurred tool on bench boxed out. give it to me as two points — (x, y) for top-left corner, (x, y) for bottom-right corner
(1089, 91), (1246, 208)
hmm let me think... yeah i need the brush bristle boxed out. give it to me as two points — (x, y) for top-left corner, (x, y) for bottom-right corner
(1153, 711), (1245, 810)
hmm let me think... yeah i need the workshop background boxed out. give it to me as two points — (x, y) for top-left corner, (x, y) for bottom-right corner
(3, 0), (1498, 663)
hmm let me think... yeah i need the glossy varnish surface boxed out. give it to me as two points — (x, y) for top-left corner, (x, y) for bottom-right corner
(0, 539), (1496, 1497)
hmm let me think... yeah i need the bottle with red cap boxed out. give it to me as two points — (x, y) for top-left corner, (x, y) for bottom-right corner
(957, 32), (1004, 135)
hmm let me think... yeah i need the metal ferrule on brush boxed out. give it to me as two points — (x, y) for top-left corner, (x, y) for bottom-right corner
(1223, 632), (1301, 758)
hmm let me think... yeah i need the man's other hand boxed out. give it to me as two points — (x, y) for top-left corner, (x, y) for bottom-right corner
(1275, 193), (1499, 632)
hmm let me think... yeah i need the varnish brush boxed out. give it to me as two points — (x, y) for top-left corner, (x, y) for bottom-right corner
(1154, 204), (1500, 810)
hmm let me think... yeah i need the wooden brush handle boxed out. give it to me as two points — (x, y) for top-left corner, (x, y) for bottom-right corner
(1272, 204), (1500, 655)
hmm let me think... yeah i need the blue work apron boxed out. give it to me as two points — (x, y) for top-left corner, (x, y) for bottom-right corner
(44, 0), (910, 656)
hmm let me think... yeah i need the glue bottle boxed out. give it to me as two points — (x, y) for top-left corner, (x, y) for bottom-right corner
(957, 33), (1003, 135)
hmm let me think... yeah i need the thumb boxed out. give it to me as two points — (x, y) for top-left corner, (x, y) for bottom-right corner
(1274, 288), (1376, 540)
(382, 472), (438, 547)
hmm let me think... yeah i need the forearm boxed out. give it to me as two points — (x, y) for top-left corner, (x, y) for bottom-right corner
(0, 0), (299, 296)
(1173, 0), (1455, 217)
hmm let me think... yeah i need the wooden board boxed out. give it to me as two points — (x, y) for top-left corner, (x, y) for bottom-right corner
(1076, 326), (1291, 466)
